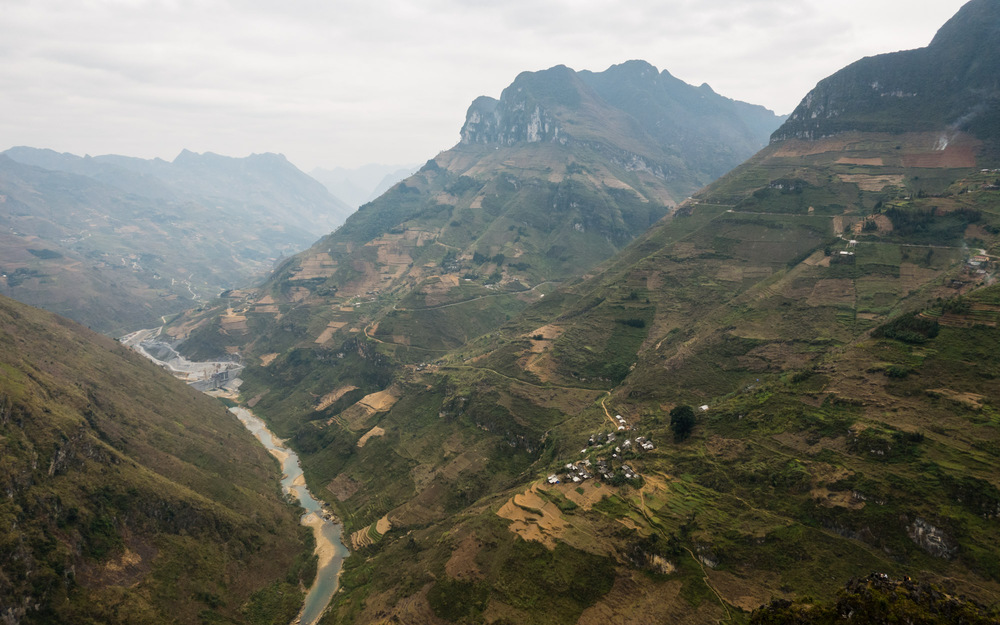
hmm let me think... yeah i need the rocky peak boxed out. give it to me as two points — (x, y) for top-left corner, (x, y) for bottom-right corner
(458, 65), (590, 146)
(772, 0), (1000, 144)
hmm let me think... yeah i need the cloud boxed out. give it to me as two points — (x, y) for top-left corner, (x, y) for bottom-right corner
(0, 0), (971, 170)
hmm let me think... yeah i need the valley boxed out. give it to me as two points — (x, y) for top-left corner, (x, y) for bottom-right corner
(231, 407), (350, 625)
(121, 324), (352, 624)
(4, 2), (1000, 624)
(153, 5), (1000, 623)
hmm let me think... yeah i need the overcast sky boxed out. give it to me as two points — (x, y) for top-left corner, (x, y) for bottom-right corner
(0, 0), (971, 172)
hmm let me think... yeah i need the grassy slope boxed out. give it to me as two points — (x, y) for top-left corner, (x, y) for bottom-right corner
(168, 34), (1000, 622)
(0, 295), (313, 625)
(163, 133), (1000, 623)
(300, 132), (1000, 623)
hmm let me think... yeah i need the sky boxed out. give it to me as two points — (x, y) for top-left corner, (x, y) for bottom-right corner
(0, 0), (972, 172)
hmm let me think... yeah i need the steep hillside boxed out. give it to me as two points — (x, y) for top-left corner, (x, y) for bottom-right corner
(773, 0), (1000, 151)
(169, 61), (783, 362)
(0, 148), (352, 334)
(750, 574), (1000, 624)
(176, 5), (1000, 623)
(0, 295), (313, 624)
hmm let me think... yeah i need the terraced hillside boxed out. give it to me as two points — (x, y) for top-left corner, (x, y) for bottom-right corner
(170, 3), (1000, 623)
(168, 61), (783, 361)
(0, 295), (314, 624)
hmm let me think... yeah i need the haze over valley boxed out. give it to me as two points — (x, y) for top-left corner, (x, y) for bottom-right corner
(3, 2), (1000, 625)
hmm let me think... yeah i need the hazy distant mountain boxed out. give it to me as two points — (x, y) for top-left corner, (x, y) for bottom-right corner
(0, 148), (353, 334)
(310, 163), (419, 208)
(4, 147), (354, 235)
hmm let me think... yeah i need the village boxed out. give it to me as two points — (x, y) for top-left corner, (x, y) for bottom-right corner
(547, 413), (656, 486)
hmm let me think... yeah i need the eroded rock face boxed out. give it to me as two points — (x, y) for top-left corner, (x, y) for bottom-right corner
(907, 517), (958, 560)
(459, 95), (561, 146)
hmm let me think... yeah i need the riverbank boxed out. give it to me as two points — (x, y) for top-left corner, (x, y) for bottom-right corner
(122, 327), (348, 625)
(230, 407), (350, 625)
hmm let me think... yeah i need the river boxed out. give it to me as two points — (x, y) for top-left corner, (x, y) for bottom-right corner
(231, 407), (350, 625)
(123, 329), (349, 625)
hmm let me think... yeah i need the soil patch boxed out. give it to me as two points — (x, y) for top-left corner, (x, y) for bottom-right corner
(445, 533), (483, 580)
(77, 540), (156, 589)
(326, 474), (361, 501)
(838, 173), (905, 191)
(926, 388), (985, 410)
(259, 353), (278, 367)
(315, 321), (347, 344)
(554, 480), (608, 511)
(336, 387), (401, 430)
(315, 385), (358, 411)
(497, 485), (569, 549)
(706, 569), (790, 613)
(219, 313), (248, 333)
(835, 157), (884, 166)
(771, 137), (855, 158)
(807, 279), (855, 307)
(811, 486), (866, 510)
(291, 253), (337, 281)
(902, 141), (977, 168)
(359, 388), (400, 412)
(525, 324), (563, 352)
(288, 286), (311, 302)
(576, 573), (721, 625)
(739, 343), (816, 372)
(900, 263), (942, 295)
(357, 426), (386, 448)
(705, 436), (748, 461)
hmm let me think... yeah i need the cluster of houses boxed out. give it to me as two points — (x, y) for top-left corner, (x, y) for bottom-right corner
(968, 254), (991, 279)
(548, 460), (594, 485)
(545, 421), (657, 486)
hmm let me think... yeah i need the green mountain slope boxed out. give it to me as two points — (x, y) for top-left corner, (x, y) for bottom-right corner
(773, 0), (1000, 150)
(175, 6), (1000, 622)
(0, 295), (312, 624)
(0, 148), (352, 334)
(168, 61), (783, 363)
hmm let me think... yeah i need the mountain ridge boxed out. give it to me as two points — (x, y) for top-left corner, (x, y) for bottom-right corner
(772, 0), (1000, 149)
(168, 13), (1000, 623)
(0, 147), (354, 334)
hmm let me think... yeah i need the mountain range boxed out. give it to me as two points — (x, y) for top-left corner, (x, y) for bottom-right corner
(3, 1), (1000, 624)
(159, 2), (1000, 623)
(0, 148), (353, 334)
(169, 61), (785, 361)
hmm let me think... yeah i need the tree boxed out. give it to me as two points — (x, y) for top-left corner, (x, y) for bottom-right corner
(669, 405), (696, 441)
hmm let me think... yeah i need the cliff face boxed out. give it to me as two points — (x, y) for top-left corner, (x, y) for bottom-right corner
(459, 65), (581, 146)
(459, 61), (785, 178)
(460, 94), (562, 146)
(773, 0), (1000, 144)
